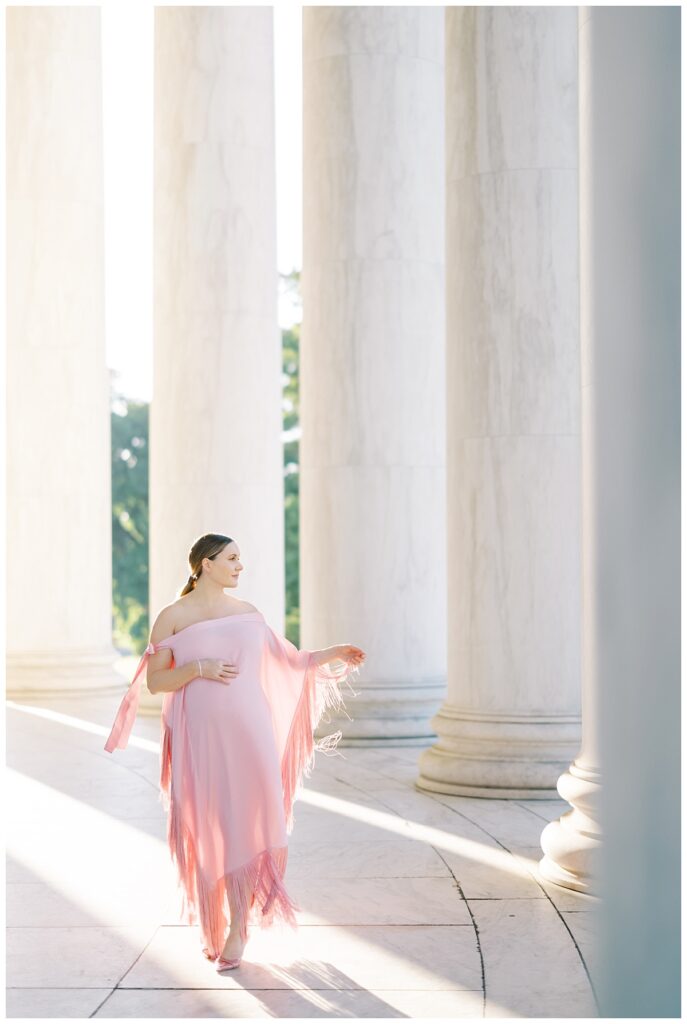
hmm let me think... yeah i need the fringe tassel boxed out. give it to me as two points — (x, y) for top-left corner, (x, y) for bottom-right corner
(166, 792), (301, 957)
(281, 655), (361, 834)
(158, 719), (172, 813)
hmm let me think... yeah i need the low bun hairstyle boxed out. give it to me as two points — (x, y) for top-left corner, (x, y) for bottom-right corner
(178, 533), (234, 597)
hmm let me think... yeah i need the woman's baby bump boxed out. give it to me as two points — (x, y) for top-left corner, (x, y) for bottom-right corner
(183, 641), (262, 700)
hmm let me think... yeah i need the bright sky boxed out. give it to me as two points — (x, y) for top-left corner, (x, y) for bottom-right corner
(102, 7), (302, 403)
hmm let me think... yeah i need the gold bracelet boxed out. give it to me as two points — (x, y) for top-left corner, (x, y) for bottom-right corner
(197, 659), (202, 678)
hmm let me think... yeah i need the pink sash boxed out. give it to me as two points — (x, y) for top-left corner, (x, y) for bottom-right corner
(103, 642), (157, 753)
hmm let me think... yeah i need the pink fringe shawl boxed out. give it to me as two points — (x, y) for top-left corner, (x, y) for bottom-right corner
(155, 633), (361, 953)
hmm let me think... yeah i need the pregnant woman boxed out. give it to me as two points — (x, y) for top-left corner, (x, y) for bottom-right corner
(104, 532), (365, 972)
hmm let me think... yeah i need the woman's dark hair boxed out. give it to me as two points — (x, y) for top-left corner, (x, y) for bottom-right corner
(179, 533), (234, 597)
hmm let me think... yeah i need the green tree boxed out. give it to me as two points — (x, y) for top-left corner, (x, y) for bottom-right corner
(110, 373), (149, 654)
(281, 269), (302, 646)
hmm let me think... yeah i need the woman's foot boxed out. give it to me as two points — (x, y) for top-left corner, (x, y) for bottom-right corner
(216, 927), (247, 972)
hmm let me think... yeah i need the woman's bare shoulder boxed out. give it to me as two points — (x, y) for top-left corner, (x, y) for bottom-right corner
(149, 604), (178, 646)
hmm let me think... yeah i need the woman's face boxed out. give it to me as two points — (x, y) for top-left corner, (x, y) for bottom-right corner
(206, 543), (243, 587)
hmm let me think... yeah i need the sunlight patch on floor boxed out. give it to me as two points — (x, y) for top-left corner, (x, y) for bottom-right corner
(299, 787), (540, 875)
(8, 768), (167, 919)
(6, 700), (159, 753)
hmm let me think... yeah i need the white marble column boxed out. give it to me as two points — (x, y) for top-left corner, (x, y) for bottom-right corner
(301, 8), (446, 742)
(537, 5), (602, 893)
(418, 8), (581, 793)
(545, 9), (680, 1013)
(150, 8), (282, 669)
(6, 8), (121, 695)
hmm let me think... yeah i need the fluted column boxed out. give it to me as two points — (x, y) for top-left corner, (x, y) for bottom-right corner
(418, 8), (581, 794)
(6, 8), (120, 695)
(545, 9), (680, 1014)
(302, 8), (446, 743)
(537, 6), (603, 893)
(150, 8), (282, 682)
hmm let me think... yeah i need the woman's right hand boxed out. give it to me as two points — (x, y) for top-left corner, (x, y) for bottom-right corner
(199, 659), (239, 685)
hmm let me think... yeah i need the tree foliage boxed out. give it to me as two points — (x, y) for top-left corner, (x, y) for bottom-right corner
(281, 268), (302, 645)
(283, 326), (300, 645)
(110, 377), (149, 653)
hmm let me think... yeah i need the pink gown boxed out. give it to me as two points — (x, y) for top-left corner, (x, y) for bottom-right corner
(103, 611), (359, 957)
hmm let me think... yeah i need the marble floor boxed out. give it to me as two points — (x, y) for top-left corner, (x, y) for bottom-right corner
(6, 690), (600, 1019)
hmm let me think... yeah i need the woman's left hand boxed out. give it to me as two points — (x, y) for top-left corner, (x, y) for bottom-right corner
(332, 644), (366, 667)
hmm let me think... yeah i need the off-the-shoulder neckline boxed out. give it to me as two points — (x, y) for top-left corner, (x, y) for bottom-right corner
(157, 610), (263, 644)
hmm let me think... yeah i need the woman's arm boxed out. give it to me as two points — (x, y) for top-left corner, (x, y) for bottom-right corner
(148, 658), (200, 696)
(146, 606), (203, 695)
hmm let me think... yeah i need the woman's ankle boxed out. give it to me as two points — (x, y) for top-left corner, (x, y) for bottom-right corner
(223, 926), (246, 951)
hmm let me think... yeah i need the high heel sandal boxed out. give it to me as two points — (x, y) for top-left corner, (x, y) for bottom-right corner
(203, 944), (242, 968)
(215, 954), (242, 972)
(215, 935), (247, 972)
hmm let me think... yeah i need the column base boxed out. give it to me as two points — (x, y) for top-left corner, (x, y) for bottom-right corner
(137, 686), (164, 716)
(6, 645), (128, 697)
(314, 678), (446, 745)
(415, 702), (581, 797)
(538, 758), (602, 895)
(416, 776), (560, 799)
(107, 653), (163, 716)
